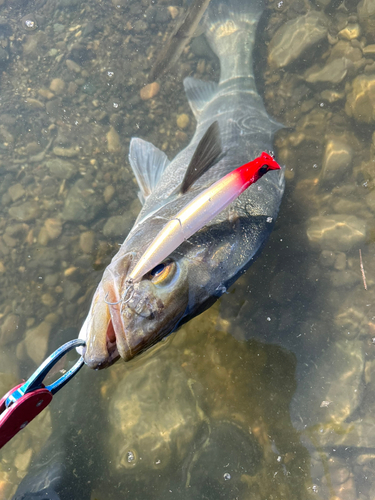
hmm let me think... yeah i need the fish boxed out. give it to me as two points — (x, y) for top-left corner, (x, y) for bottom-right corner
(79, 0), (285, 369)
(147, 0), (211, 83)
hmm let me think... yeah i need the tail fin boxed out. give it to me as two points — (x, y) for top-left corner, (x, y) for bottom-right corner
(203, 0), (265, 83)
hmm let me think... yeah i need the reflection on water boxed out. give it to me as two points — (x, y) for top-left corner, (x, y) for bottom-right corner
(0, 0), (374, 498)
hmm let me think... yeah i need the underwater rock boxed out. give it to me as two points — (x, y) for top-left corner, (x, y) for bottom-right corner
(65, 59), (81, 73)
(45, 158), (77, 179)
(63, 280), (81, 301)
(363, 44), (375, 55)
(306, 214), (366, 251)
(49, 78), (65, 95)
(140, 82), (160, 100)
(320, 137), (353, 183)
(319, 249), (336, 267)
(338, 23), (361, 40)
(103, 185), (115, 204)
(79, 231), (95, 254)
(327, 40), (362, 64)
(106, 126), (121, 153)
(38, 88), (54, 100)
(176, 113), (190, 129)
(62, 179), (104, 223)
(103, 214), (134, 238)
(24, 321), (52, 365)
(8, 201), (40, 221)
(345, 74), (375, 123)
(268, 11), (328, 68)
(44, 218), (62, 240)
(304, 57), (351, 85)
(37, 227), (49, 246)
(358, 0), (375, 41)
(7, 183), (25, 202)
(0, 314), (20, 347)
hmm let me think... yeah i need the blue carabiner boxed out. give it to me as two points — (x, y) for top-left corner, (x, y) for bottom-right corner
(6, 339), (86, 407)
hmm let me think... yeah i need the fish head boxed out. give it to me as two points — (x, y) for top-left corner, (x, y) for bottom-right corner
(81, 251), (190, 369)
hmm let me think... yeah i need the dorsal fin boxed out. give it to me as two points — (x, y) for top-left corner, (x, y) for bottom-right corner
(180, 121), (222, 194)
(183, 77), (217, 118)
(129, 138), (170, 204)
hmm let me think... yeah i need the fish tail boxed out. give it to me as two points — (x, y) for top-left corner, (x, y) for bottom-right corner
(203, 0), (265, 83)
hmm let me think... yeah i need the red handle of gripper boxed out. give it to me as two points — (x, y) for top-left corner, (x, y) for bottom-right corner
(0, 385), (52, 449)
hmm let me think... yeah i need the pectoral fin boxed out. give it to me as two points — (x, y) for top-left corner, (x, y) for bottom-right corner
(180, 120), (222, 194)
(129, 138), (171, 204)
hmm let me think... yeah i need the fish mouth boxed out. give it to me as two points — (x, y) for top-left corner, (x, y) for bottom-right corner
(79, 284), (121, 370)
(80, 254), (138, 368)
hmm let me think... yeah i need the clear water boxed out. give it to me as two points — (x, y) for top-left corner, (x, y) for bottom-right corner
(0, 0), (374, 499)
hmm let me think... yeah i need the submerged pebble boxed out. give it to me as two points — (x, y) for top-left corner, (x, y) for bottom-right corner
(24, 321), (52, 365)
(107, 126), (121, 153)
(63, 280), (81, 301)
(44, 218), (62, 240)
(8, 201), (40, 221)
(62, 179), (104, 223)
(176, 113), (190, 129)
(306, 215), (366, 251)
(103, 185), (115, 204)
(268, 11), (328, 68)
(304, 58), (351, 85)
(45, 158), (77, 179)
(358, 0), (375, 40)
(345, 74), (375, 123)
(8, 183), (25, 202)
(0, 314), (20, 347)
(140, 82), (160, 100)
(320, 137), (353, 183)
(49, 78), (65, 95)
(65, 59), (81, 73)
(79, 231), (95, 254)
(103, 214), (134, 238)
(338, 23), (361, 40)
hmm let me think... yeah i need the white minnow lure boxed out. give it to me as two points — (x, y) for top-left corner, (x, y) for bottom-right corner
(129, 152), (280, 283)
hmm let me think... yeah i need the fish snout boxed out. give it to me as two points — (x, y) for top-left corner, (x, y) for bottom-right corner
(79, 284), (120, 369)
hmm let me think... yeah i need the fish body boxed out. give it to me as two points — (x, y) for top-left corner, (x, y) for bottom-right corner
(80, 0), (285, 369)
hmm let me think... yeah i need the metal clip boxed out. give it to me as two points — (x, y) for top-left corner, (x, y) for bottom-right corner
(6, 339), (86, 407)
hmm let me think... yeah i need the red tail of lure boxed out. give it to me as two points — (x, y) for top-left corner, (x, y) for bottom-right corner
(129, 152), (281, 282)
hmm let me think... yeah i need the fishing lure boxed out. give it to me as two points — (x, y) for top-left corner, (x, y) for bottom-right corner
(129, 152), (280, 283)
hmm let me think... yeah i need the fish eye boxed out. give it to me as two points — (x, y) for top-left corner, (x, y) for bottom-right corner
(150, 263), (165, 277)
(149, 260), (176, 285)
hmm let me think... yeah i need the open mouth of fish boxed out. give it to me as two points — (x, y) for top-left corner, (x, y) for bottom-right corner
(78, 294), (121, 370)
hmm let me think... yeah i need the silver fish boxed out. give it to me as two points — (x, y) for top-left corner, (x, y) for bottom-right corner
(79, 0), (285, 369)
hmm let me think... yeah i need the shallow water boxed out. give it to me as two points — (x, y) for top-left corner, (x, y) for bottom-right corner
(0, 0), (374, 498)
